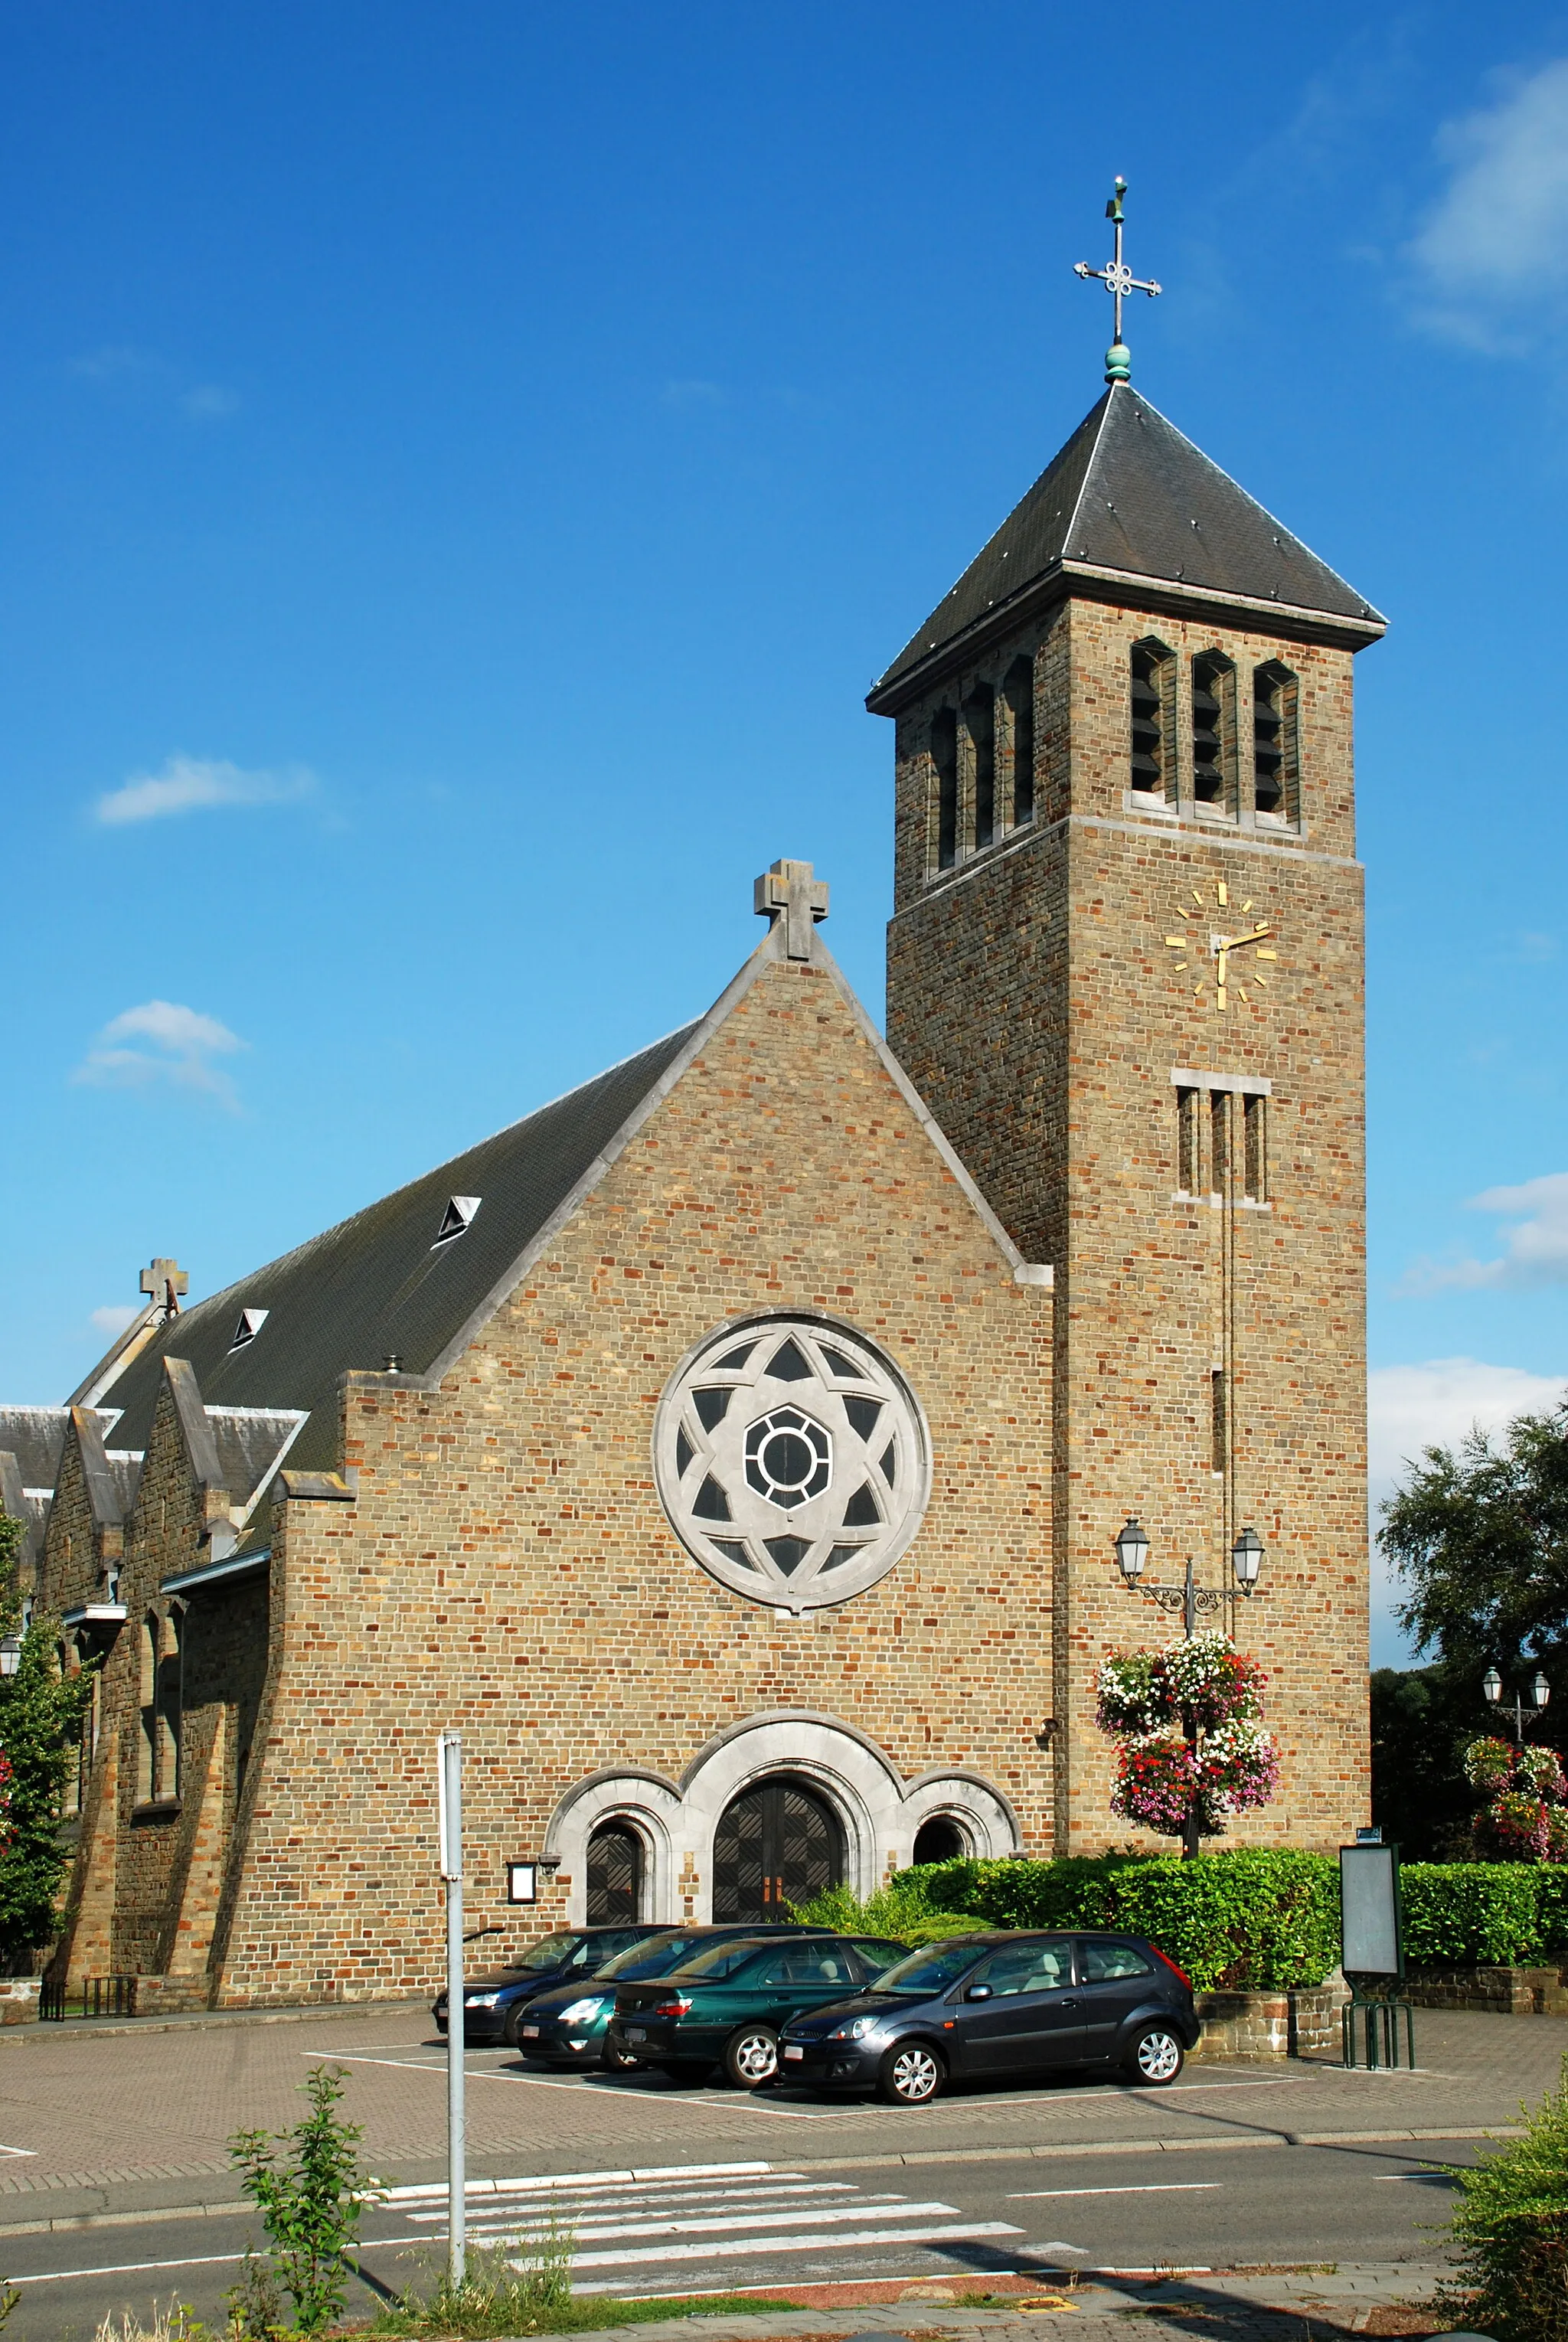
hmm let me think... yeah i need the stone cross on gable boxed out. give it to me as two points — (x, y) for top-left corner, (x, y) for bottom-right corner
(753, 859), (830, 962)
(139, 1258), (188, 1320)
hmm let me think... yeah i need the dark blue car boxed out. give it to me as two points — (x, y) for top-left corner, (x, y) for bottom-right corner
(777, 1930), (1199, 2105)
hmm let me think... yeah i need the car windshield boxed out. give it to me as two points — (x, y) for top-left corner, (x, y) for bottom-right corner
(872, 1939), (988, 1994)
(667, 1939), (774, 1980)
(506, 1932), (587, 1974)
(593, 1934), (707, 1981)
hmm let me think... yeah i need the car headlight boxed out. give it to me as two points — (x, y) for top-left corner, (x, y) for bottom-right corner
(828, 2016), (877, 2041)
(464, 1991), (501, 2009)
(557, 1996), (606, 2024)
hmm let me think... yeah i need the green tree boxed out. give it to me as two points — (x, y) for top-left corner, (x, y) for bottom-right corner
(1380, 1400), (1568, 1683)
(229, 2064), (377, 2333)
(0, 1514), (96, 1960)
(1369, 1664), (1478, 1859)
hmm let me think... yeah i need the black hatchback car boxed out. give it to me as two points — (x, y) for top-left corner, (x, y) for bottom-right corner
(777, 1930), (1199, 2105)
(433, 1925), (668, 2045)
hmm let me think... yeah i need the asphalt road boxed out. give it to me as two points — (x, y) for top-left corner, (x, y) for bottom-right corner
(0, 2135), (1477, 2341)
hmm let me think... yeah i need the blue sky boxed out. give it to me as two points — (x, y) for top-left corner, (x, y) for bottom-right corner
(2, 2), (1566, 1664)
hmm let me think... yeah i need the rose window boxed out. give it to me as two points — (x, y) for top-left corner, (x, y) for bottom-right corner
(655, 1318), (931, 1611)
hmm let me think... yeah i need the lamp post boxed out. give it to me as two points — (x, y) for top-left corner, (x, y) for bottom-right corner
(0, 1638), (21, 1678)
(1112, 1520), (1267, 1861)
(1481, 1665), (1551, 1748)
(1112, 1517), (1266, 1639)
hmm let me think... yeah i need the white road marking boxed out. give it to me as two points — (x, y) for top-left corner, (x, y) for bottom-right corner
(1007, 2183), (1220, 2200)
(0, 2145), (36, 2157)
(469, 2199), (966, 2247)
(9, 2252), (247, 2286)
(420, 2183), (864, 2228)
(559, 2219), (1025, 2272)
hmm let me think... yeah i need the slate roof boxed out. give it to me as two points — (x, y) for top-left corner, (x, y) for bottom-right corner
(96, 1024), (700, 1470)
(872, 384), (1383, 700)
(0, 1407), (85, 1494)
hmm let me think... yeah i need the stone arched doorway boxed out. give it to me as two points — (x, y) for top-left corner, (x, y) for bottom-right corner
(711, 1775), (843, 1922)
(586, 1821), (644, 1922)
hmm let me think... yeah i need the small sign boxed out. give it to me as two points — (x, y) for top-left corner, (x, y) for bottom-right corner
(1356, 1825), (1383, 1844)
(1341, 1841), (1402, 1978)
(507, 1862), (537, 1905)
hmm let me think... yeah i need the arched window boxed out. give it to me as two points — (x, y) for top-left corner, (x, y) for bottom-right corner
(1191, 652), (1236, 815)
(586, 1821), (643, 1924)
(963, 685), (995, 851)
(931, 707), (958, 870)
(1253, 661), (1298, 824)
(1130, 640), (1174, 803)
(1003, 655), (1034, 828)
(913, 1814), (969, 1867)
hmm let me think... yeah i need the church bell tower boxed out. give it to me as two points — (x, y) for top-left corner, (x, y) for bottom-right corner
(871, 190), (1384, 1854)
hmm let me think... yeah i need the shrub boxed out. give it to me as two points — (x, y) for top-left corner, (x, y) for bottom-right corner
(228, 2065), (381, 2334)
(1400, 1863), (1547, 1968)
(889, 1850), (1340, 1990)
(1436, 2050), (1568, 2341)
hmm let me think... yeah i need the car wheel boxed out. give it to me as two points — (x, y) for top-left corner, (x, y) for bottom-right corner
(501, 2005), (529, 2048)
(1125, 2024), (1184, 2086)
(600, 2034), (641, 2073)
(724, 2025), (781, 2089)
(877, 2040), (946, 2105)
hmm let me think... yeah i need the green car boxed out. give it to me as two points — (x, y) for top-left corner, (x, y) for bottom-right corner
(608, 1931), (907, 2087)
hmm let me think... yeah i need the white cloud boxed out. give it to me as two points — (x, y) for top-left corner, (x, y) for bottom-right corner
(90, 1303), (141, 1339)
(1368, 1354), (1566, 1664)
(1405, 1171), (1568, 1292)
(1409, 59), (1568, 346)
(94, 753), (314, 827)
(181, 384), (240, 419)
(72, 998), (247, 1109)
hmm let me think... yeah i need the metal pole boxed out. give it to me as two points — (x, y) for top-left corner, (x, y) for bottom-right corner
(439, 1731), (466, 2290)
(1182, 1557), (1196, 1639)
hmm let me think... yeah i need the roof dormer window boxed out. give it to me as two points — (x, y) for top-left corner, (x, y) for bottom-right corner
(230, 1307), (269, 1351)
(433, 1195), (481, 1247)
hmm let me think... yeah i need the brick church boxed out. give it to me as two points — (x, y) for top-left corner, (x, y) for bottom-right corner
(3, 322), (1383, 2005)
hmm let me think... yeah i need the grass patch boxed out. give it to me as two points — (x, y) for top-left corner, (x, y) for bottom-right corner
(363, 2241), (801, 2337)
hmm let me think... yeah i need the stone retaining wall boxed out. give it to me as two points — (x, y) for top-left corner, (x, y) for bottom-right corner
(1191, 1978), (1348, 2060)
(1403, 1964), (1568, 2017)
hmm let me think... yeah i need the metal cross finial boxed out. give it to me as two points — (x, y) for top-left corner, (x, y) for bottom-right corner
(1073, 176), (1162, 385)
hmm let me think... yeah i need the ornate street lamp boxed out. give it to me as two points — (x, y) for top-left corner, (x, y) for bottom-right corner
(1112, 1518), (1266, 1638)
(1481, 1665), (1552, 1746)
(0, 1638), (19, 1678)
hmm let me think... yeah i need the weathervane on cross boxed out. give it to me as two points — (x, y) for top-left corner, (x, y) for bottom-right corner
(1074, 177), (1161, 387)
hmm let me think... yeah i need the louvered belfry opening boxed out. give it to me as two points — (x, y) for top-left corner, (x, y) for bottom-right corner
(1003, 655), (1034, 828)
(1191, 651), (1235, 811)
(963, 684), (996, 850)
(931, 706), (959, 870)
(710, 1776), (844, 1922)
(1129, 639), (1173, 802)
(586, 1821), (643, 1924)
(1253, 660), (1298, 821)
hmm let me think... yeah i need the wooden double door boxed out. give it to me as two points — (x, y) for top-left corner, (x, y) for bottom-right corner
(711, 1777), (843, 1923)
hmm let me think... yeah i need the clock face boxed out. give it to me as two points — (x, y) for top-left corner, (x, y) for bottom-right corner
(1163, 878), (1280, 1011)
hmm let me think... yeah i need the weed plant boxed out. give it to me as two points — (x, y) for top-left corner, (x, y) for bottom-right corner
(1435, 2048), (1568, 2340)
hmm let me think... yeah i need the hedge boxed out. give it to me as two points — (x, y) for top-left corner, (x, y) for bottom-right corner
(890, 1853), (1568, 1989)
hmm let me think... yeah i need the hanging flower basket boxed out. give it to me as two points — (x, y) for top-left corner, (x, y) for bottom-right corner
(1465, 1733), (1567, 1864)
(1096, 1630), (1279, 1847)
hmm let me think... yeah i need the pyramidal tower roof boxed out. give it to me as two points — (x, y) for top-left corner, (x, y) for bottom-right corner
(868, 383), (1384, 710)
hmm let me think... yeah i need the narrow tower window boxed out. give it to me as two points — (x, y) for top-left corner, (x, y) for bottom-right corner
(964, 685), (995, 850)
(1130, 640), (1174, 803)
(1191, 652), (1236, 813)
(1209, 1089), (1230, 1195)
(1176, 1086), (1199, 1195)
(1253, 661), (1299, 824)
(138, 1613), (157, 1803)
(1004, 655), (1035, 828)
(158, 1608), (184, 1800)
(1243, 1093), (1267, 1201)
(932, 707), (958, 870)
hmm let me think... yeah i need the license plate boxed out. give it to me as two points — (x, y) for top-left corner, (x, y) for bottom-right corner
(626, 2027), (646, 2042)
(782, 2044), (805, 2060)
(521, 2024), (540, 2037)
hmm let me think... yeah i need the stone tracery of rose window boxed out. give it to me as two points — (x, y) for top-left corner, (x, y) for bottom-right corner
(654, 1318), (930, 1612)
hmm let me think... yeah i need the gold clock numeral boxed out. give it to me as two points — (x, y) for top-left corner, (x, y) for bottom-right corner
(1256, 949), (1277, 960)
(1217, 881), (1228, 905)
(1165, 936), (1185, 947)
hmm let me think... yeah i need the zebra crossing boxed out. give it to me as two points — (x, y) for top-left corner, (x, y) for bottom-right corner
(384, 2158), (1030, 2294)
